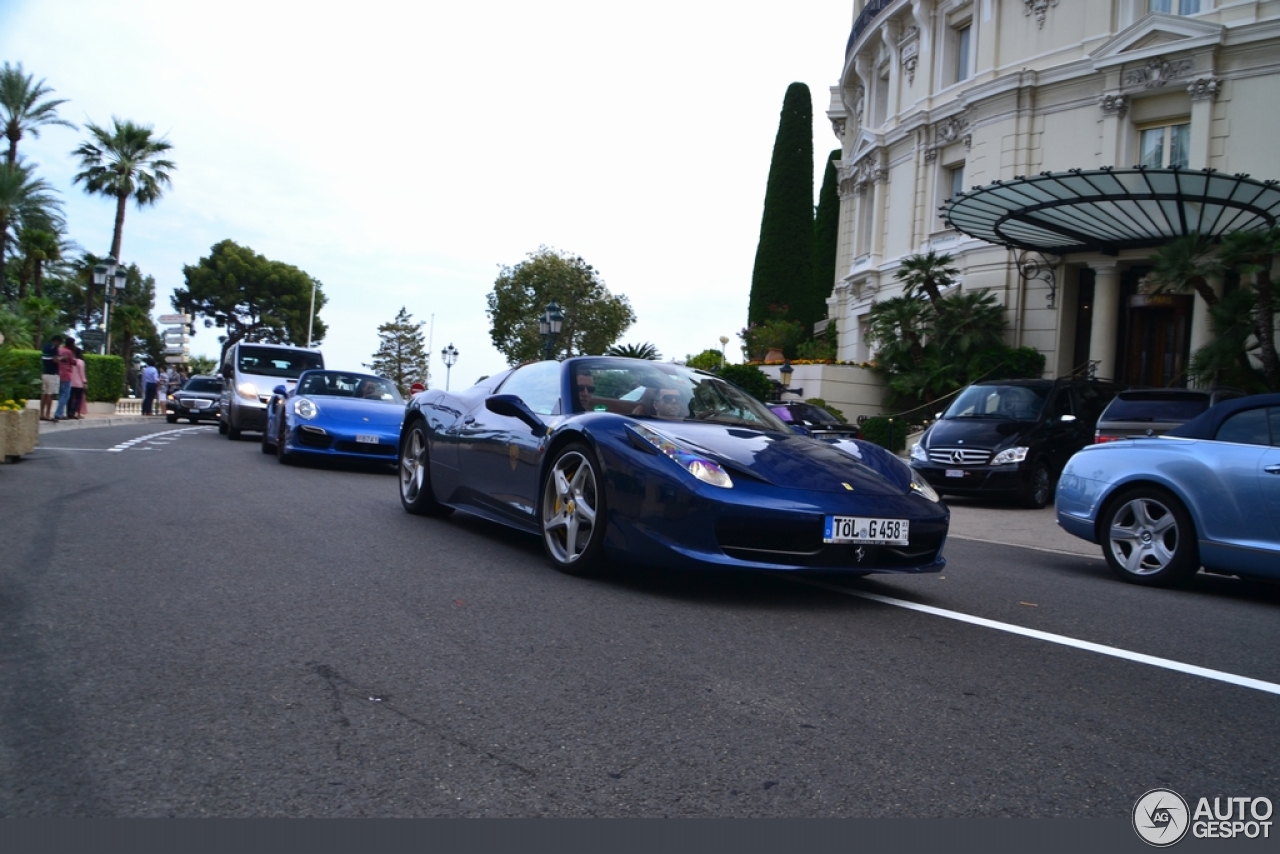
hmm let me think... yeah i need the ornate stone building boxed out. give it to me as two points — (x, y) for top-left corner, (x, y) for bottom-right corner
(810, 0), (1280, 414)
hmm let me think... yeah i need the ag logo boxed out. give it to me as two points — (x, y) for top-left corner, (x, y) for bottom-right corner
(1133, 788), (1190, 846)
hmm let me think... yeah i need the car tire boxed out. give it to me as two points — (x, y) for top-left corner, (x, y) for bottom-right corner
(166, 413), (178, 424)
(276, 422), (293, 465)
(218, 420), (228, 435)
(540, 442), (607, 576)
(1020, 461), (1052, 509)
(189, 418), (199, 424)
(261, 422), (276, 454)
(228, 421), (242, 440)
(1101, 486), (1199, 587)
(399, 420), (451, 516)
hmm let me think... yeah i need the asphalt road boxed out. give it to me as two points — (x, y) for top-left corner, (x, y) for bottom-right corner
(2, 421), (1278, 821)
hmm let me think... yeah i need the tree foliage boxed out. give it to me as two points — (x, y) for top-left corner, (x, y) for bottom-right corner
(605, 341), (661, 360)
(71, 117), (175, 261)
(809, 148), (841, 328)
(684, 349), (724, 371)
(366, 306), (429, 395)
(748, 82), (814, 329)
(0, 159), (62, 286)
(1, 61), (75, 168)
(172, 239), (327, 360)
(718, 363), (774, 402)
(486, 247), (634, 365)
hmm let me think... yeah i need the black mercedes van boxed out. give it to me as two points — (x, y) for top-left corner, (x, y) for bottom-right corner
(908, 378), (1119, 508)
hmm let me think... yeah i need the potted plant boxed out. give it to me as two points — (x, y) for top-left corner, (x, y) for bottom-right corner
(0, 338), (40, 463)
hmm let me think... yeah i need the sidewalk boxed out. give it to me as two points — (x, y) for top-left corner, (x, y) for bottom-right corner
(38, 412), (154, 432)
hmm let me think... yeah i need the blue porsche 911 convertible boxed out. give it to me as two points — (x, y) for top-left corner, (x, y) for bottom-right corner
(397, 356), (949, 576)
(263, 370), (404, 466)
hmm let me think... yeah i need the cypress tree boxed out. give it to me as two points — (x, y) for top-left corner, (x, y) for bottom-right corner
(809, 148), (842, 332)
(748, 82), (814, 329)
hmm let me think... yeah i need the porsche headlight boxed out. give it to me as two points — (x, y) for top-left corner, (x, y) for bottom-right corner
(627, 424), (733, 488)
(991, 446), (1029, 466)
(292, 397), (318, 420)
(236, 381), (259, 400)
(910, 441), (927, 463)
(909, 469), (941, 502)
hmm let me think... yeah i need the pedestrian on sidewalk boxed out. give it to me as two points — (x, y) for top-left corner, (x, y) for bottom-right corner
(53, 337), (77, 420)
(140, 360), (159, 416)
(40, 334), (63, 421)
(68, 345), (88, 419)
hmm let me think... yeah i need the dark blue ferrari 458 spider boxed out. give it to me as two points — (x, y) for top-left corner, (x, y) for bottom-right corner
(397, 356), (949, 576)
(263, 369), (404, 465)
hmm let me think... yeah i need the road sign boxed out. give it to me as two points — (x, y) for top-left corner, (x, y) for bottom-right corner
(164, 346), (189, 355)
(158, 314), (190, 324)
(164, 333), (188, 344)
(164, 355), (187, 364)
(80, 329), (105, 351)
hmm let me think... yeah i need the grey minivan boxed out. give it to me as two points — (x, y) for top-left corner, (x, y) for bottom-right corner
(218, 342), (323, 439)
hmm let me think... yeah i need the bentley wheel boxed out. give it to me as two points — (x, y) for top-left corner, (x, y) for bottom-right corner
(399, 420), (451, 516)
(1020, 461), (1052, 509)
(541, 442), (607, 576)
(1102, 486), (1198, 587)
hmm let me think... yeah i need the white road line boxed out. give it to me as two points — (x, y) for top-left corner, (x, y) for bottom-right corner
(794, 578), (1280, 697)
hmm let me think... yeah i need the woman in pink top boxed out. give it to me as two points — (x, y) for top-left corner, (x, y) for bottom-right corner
(68, 345), (88, 420)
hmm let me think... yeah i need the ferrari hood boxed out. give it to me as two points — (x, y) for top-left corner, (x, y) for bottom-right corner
(651, 423), (912, 496)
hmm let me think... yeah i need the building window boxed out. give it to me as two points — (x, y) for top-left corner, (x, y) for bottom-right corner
(949, 164), (966, 200)
(1149, 0), (1201, 13)
(955, 25), (972, 83)
(1139, 122), (1190, 168)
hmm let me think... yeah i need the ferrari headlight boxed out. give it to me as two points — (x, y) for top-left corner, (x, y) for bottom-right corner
(909, 469), (941, 502)
(627, 424), (733, 489)
(235, 381), (258, 400)
(293, 397), (318, 420)
(910, 442), (927, 463)
(991, 446), (1029, 466)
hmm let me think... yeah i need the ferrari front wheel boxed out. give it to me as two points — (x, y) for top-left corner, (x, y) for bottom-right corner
(399, 420), (451, 517)
(541, 442), (607, 576)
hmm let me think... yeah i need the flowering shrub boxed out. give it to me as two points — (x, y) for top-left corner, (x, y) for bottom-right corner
(0, 347), (37, 411)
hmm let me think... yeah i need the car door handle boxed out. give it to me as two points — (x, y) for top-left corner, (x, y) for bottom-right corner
(463, 417), (476, 425)
(1265, 464), (1280, 475)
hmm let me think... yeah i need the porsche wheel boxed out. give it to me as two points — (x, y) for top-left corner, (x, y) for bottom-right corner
(399, 420), (451, 516)
(541, 442), (607, 576)
(276, 422), (293, 465)
(261, 419), (276, 454)
(1102, 486), (1199, 587)
(1020, 461), (1052, 509)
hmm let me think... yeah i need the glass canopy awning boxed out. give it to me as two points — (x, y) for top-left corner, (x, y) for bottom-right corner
(940, 167), (1280, 255)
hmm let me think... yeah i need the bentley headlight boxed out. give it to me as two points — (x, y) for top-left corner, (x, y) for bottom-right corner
(236, 381), (258, 400)
(910, 442), (927, 463)
(991, 446), (1029, 465)
(293, 397), (318, 420)
(627, 424), (733, 488)
(909, 469), (941, 502)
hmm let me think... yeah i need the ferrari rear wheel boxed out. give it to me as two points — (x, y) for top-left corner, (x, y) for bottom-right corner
(399, 420), (452, 517)
(1102, 486), (1199, 587)
(541, 442), (607, 576)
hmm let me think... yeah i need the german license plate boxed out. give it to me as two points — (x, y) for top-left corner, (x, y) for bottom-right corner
(356, 434), (379, 444)
(824, 516), (909, 545)
(946, 469), (964, 478)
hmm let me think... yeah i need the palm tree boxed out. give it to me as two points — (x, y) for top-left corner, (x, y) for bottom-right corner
(0, 160), (62, 288)
(0, 62), (74, 167)
(1216, 227), (1280, 390)
(894, 250), (959, 306)
(71, 117), (176, 260)
(605, 342), (662, 360)
(1147, 232), (1220, 308)
(931, 289), (1007, 357)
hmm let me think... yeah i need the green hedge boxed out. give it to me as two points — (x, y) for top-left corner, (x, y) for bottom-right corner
(859, 415), (908, 454)
(9, 349), (127, 403)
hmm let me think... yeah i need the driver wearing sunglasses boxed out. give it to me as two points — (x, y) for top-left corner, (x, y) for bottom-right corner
(575, 372), (596, 412)
(652, 388), (683, 420)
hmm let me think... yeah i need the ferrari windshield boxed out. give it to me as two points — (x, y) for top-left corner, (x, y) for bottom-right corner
(569, 358), (791, 431)
(944, 384), (1048, 421)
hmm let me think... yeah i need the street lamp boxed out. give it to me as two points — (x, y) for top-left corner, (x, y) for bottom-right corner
(779, 359), (803, 398)
(441, 343), (459, 391)
(538, 300), (565, 361)
(719, 335), (729, 369)
(92, 256), (123, 355)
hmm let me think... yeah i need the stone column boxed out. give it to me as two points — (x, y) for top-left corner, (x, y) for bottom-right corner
(1188, 273), (1223, 362)
(1089, 262), (1121, 381)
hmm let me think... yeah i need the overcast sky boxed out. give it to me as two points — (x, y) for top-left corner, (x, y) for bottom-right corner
(2, 1), (853, 385)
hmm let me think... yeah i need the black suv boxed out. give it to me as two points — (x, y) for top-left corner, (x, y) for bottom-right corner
(166, 375), (224, 424)
(909, 377), (1120, 508)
